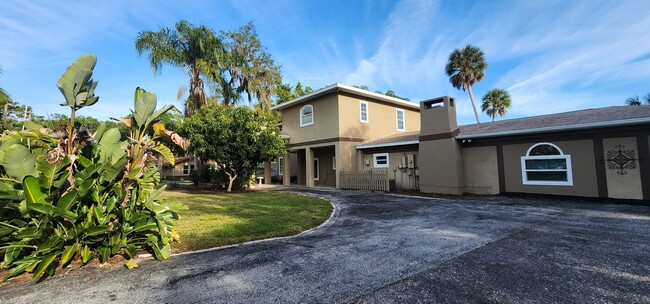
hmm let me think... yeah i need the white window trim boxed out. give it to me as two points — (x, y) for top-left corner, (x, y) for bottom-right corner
(183, 163), (190, 175)
(360, 100), (369, 123)
(373, 153), (390, 168)
(396, 108), (405, 131)
(332, 156), (336, 170)
(300, 105), (314, 127)
(520, 142), (573, 186)
(313, 158), (320, 181)
(278, 156), (283, 176)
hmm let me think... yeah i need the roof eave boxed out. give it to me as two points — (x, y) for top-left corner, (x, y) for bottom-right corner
(356, 140), (420, 150)
(457, 117), (650, 140)
(271, 83), (420, 111)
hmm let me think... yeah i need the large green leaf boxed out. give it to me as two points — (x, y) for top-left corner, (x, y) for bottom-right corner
(80, 245), (94, 265)
(3, 144), (37, 181)
(3, 263), (30, 280)
(145, 104), (176, 129)
(153, 144), (175, 167)
(60, 244), (77, 266)
(133, 88), (157, 127)
(23, 176), (47, 205)
(98, 246), (111, 262)
(56, 54), (96, 108)
(56, 190), (78, 211)
(32, 254), (57, 279)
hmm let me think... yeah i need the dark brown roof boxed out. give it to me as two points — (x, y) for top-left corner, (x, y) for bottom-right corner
(458, 105), (650, 138)
(357, 105), (650, 148)
(356, 131), (420, 148)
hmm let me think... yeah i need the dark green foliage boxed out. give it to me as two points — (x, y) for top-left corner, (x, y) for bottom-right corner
(180, 105), (285, 192)
(445, 44), (488, 123)
(0, 55), (186, 280)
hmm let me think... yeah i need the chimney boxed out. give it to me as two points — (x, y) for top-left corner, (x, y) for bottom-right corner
(420, 96), (457, 135)
(417, 96), (464, 195)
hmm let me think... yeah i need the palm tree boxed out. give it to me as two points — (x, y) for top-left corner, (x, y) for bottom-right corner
(482, 88), (512, 122)
(445, 45), (487, 124)
(627, 95), (642, 106)
(135, 20), (222, 117)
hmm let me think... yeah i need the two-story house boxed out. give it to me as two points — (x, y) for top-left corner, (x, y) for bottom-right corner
(271, 83), (420, 188)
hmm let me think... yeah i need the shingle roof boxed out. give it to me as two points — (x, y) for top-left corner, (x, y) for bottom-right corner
(356, 131), (420, 149)
(356, 105), (650, 148)
(457, 105), (650, 138)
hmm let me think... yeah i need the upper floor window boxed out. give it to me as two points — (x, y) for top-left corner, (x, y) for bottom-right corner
(360, 101), (369, 123)
(300, 105), (313, 127)
(396, 108), (405, 131)
(521, 142), (573, 186)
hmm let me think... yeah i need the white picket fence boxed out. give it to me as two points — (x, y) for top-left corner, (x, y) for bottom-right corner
(340, 169), (390, 192)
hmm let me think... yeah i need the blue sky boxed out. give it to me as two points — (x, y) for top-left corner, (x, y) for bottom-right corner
(1, 0), (649, 125)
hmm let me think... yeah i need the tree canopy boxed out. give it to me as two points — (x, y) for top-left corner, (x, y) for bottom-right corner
(180, 105), (285, 192)
(445, 45), (487, 123)
(135, 20), (222, 117)
(626, 93), (650, 105)
(481, 88), (512, 122)
(274, 81), (314, 105)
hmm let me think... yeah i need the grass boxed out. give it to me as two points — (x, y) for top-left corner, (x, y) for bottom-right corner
(159, 190), (333, 252)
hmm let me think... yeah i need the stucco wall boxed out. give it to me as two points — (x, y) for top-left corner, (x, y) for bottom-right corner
(363, 150), (419, 190)
(502, 140), (598, 197)
(337, 94), (420, 141)
(603, 137), (643, 200)
(418, 138), (464, 194)
(462, 146), (499, 195)
(281, 94), (339, 144)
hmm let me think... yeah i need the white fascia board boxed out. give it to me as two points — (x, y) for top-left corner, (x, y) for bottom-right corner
(356, 140), (420, 150)
(271, 83), (421, 111)
(456, 117), (650, 140)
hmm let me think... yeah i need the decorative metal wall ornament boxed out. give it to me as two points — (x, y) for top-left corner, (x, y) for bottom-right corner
(605, 144), (638, 175)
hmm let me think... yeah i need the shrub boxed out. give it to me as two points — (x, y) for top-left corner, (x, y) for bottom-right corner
(0, 54), (187, 280)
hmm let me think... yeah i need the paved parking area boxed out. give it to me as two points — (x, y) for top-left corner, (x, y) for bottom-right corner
(1, 189), (649, 303)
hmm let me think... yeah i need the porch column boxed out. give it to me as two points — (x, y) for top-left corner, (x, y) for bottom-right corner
(264, 161), (272, 184)
(305, 147), (314, 187)
(283, 152), (291, 186)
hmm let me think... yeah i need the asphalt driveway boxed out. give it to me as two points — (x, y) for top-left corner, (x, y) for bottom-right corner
(1, 189), (649, 303)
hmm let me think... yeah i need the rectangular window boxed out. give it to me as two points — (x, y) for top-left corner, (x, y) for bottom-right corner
(183, 164), (189, 175)
(396, 109), (405, 131)
(278, 156), (284, 176)
(332, 156), (336, 170)
(373, 153), (389, 168)
(360, 101), (368, 123)
(314, 158), (320, 181)
(521, 156), (573, 186)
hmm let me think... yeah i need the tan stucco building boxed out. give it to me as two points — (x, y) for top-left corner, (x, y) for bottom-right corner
(272, 84), (650, 200)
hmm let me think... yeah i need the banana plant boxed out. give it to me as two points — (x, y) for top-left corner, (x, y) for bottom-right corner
(0, 54), (187, 280)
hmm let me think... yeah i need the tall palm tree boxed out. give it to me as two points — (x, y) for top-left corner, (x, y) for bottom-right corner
(445, 45), (487, 124)
(135, 20), (222, 117)
(481, 88), (512, 122)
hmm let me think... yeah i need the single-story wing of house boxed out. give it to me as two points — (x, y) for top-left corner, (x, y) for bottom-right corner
(271, 83), (650, 200)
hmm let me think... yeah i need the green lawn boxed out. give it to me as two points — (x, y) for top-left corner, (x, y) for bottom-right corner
(159, 190), (333, 251)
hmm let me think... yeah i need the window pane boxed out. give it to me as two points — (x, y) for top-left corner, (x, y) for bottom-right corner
(529, 145), (560, 156)
(527, 171), (567, 181)
(525, 159), (567, 170)
(302, 113), (312, 124)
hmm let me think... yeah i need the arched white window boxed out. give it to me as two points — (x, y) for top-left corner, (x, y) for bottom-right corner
(300, 105), (313, 127)
(521, 142), (573, 186)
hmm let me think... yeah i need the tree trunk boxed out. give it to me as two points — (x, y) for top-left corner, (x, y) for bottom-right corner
(468, 86), (481, 124)
(226, 171), (237, 193)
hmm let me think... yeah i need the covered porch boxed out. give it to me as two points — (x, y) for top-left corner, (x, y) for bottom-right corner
(281, 144), (339, 188)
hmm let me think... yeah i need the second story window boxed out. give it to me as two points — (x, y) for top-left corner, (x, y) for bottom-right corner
(300, 105), (313, 127)
(396, 108), (405, 131)
(360, 101), (368, 123)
